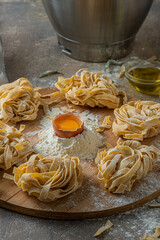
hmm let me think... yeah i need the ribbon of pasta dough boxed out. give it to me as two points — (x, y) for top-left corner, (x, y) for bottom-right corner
(0, 78), (46, 123)
(14, 154), (83, 202)
(0, 121), (33, 170)
(140, 227), (160, 240)
(95, 139), (159, 193)
(96, 116), (112, 133)
(113, 101), (160, 141)
(50, 69), (127, 109)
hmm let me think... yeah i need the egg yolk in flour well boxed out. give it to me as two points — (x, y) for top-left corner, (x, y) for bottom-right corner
(53, 113), (84, 138)
(56, 116), (80, 131)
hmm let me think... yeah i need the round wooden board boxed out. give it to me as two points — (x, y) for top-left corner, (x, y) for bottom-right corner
(0, 88), (160, 220)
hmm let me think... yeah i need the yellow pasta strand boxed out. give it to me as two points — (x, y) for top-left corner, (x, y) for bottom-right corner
(52, 69), (127, 109)
(96, 116), (112, 133)
(95, 139), (159, 193)
(113, 100), (160, 141)
(0, 78), (61, 123)
(14, 154), (83, 202)
(140, 227), (160, 240)
(0, 78), (42, 123)
(0, 121), (33, 170)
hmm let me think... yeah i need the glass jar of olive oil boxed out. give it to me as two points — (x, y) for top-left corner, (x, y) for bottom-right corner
(125, 60), (160, 95)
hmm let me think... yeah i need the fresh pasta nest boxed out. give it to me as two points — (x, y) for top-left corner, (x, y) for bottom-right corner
(0, 121), (33, 170)
(14, 154), (83, 202)
(51, 69), (127, 109)
(113, 100), (160, 141)
(95, 139), (159, 193)
(0, 78), (42, 123)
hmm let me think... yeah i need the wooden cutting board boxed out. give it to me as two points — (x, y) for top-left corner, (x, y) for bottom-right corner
(0, 88), (160, 220)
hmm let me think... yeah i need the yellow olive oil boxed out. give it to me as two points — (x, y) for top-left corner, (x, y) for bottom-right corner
(126, 66), (160, 95)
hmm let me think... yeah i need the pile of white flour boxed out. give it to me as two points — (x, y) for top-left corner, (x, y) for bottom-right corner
(34, 108), (103, 160)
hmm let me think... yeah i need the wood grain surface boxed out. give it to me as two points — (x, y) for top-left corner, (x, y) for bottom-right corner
(0, 88), (160, 220)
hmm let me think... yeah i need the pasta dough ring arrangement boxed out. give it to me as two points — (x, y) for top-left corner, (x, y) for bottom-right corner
(0, 73), (160, 219)
(0, 121), (33, 170)
(95, 139), (159, 193)
(0, 78), (44, 123)
(14, 154), (83, 202)
(51, 69), (127, 109)
(113, 100), (160, 141)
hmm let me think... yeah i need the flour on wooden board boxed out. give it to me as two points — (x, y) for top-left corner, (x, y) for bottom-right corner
(34, 108), (103, 160)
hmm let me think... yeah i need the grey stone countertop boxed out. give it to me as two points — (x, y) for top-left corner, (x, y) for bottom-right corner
(0, 0), (160, 239)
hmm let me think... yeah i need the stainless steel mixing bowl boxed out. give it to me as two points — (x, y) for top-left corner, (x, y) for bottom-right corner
(42, 0), (154, 62)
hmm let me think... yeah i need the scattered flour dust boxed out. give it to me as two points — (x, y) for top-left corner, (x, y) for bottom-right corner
(34, 108), (103, 160)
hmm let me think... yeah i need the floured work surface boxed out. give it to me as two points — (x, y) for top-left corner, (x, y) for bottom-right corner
(0, 88), (160, 220)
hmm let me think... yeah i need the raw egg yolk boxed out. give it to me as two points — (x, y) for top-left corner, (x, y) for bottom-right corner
(55, 117), (80, 131)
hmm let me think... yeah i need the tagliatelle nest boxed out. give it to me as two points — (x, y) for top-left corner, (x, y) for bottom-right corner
(0, 121), (33, 170)
(14, 154), (83, 202)
(95, 139), (159, 193)
(113, 101), (160, 141)
(0, 78), (43, 123)
(51, 69), (127, 109)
